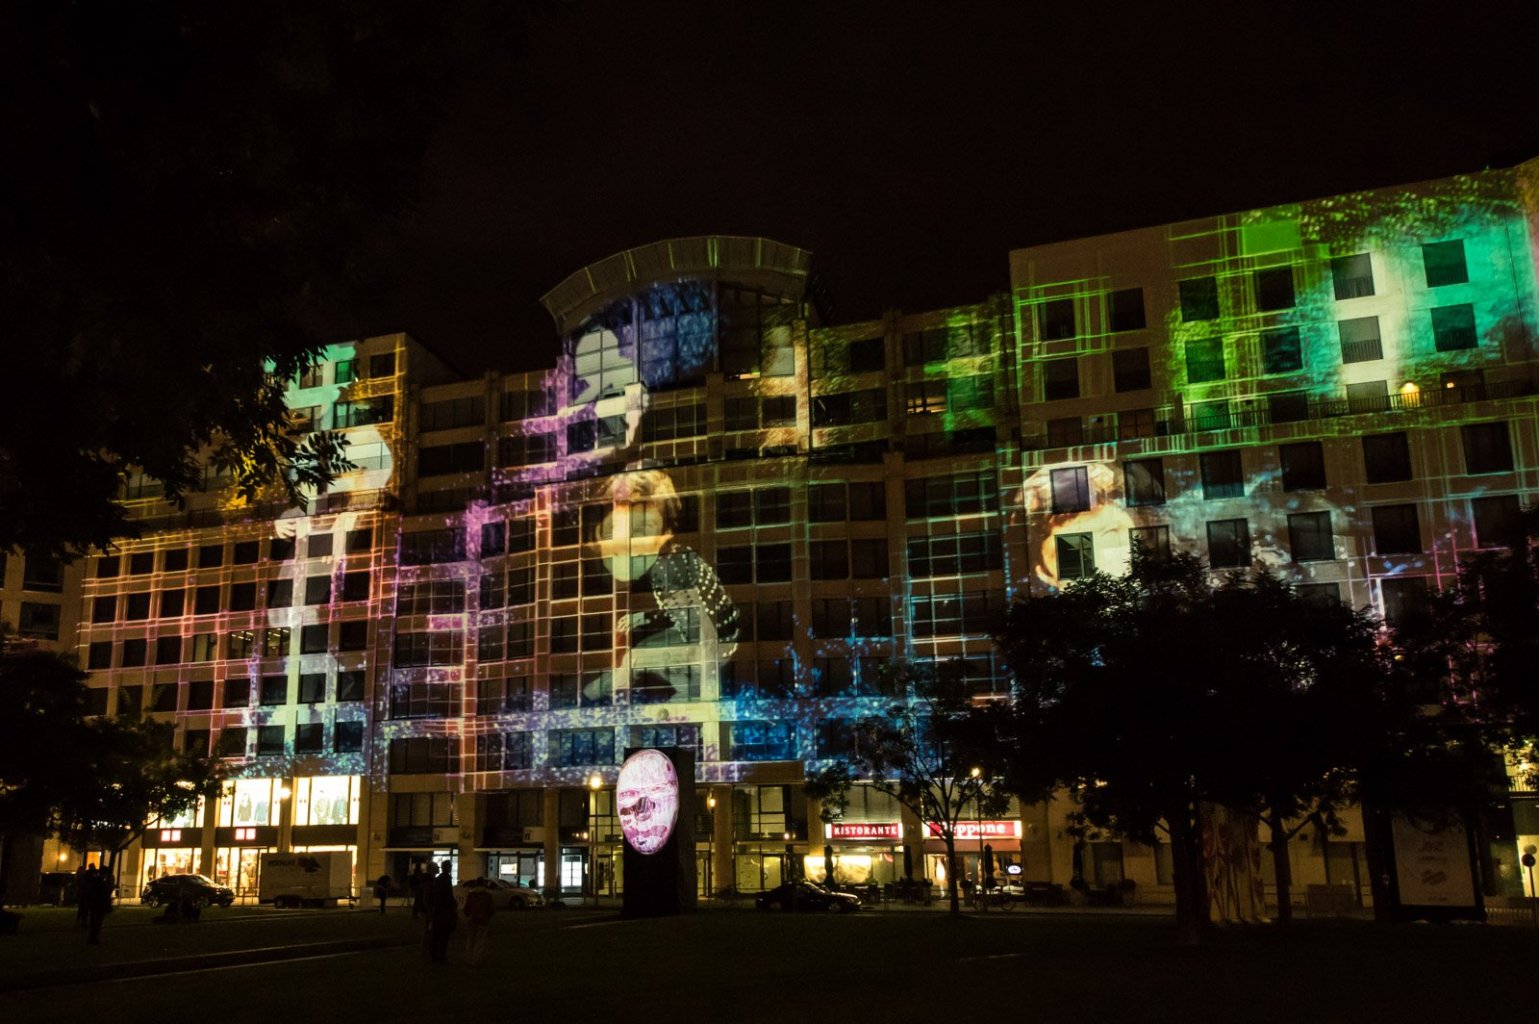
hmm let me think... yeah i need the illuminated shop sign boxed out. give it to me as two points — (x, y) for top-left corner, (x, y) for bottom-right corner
(617, 748), (679, 855)
(927, 821), (1022, 840)
(825, 822), (902, 842)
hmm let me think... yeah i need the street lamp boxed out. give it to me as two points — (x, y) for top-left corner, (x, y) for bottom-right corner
(706, 794), (717, 900)
(969, 767), (984, 912)
(588, 773), (603, 906)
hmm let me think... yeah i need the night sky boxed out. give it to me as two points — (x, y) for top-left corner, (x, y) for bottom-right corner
(359, 2), (1539, 375)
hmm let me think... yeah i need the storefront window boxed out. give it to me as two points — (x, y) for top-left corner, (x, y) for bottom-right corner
(140, 848), (202, 890)
(151, 798), (206, 830)
(294, 776), (360, 826)
(218, 778), (282, 827)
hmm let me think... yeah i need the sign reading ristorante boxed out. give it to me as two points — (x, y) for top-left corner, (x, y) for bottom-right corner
(825, 822), (902, 841)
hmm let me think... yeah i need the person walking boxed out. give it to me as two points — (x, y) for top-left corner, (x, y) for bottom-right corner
(409, 862), (427, 919)
(84, 865), (114, 945)
(462, 883), (494, 966)
(75, 864), (94, 928)
(374, 874), (391, 914)
(426, 860), (457, 964)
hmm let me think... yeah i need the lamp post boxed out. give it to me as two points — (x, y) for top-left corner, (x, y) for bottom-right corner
(588, 773), (603, 907)
(706, 794), (716, 900)
(970, 767), (983, 912)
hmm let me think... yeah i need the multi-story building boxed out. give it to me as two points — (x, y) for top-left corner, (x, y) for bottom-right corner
(46, 155), (1539, 911)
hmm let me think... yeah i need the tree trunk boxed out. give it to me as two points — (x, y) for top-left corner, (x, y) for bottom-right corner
(943, 835), (960, 916)
(0, 832), (11, 910)
(1361, 802), (1396, 922)
(1167, 806), (1210, 945)
(1267, 814), (1293, 924)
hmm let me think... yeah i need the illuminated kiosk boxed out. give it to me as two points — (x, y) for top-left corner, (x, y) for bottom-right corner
(619, 747), (696, 917)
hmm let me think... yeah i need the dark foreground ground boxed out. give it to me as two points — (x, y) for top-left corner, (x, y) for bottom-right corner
(1, 903), (1532, 1023)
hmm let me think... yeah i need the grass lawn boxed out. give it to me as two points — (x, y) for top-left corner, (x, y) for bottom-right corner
(2, 907), (1531, 1022)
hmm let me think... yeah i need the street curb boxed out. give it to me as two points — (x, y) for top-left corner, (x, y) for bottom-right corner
(0, 935), (415, 992)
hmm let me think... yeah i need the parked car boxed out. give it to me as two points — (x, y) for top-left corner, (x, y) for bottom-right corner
(453, 877), (545, 910)
(141, 874), (235, 909)
(755, 881), (861, 913)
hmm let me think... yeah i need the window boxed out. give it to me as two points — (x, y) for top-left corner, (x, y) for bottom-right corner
(851, 539), (889, 578)
(1129, 525), (1170, 562)
(905, 380), (947, 417)
(1422, 239), (1468, 287)
(337, 618), (369, 653)
(1288, 512), (1334, 562)
(304, 576), (331, 605)
(96, 555), (120, 578)
(419, 395), (486, 432)
(92, 595), (117, 623)
(1179, 277), (1219, 321)
(232, 540), (260, 565)
(903, 327), (949, 365)
(907, 532), (1002, 577)
(1431, 304), (1477, 352)
(418, 441), (484, 476)
(17, 602), (61, 639)
(1185, 337), (1225, 383)
(1050, 467), (1090, 513)
(1055, 533), (1095, 580)
(908, 591), (1005, 639)
(1346, 380), (1388, 414)
(222, 678), (251, 709)
(1108, 288), (1145, 332)
(389, 737), (461, 774)
(1042, 359), (1079, 401)
(727, 721), (797, 762)
(905, 472), (998, 518)
(716, 492), (752, 529)
(1191, 400), (1231, 432)
(298, 673), (326, 704)
(128, 552), (155, 575)
(755, 487), (791, 524)
(1046, 417), (1083, 447)
(1380, 577), (1430, 628)
(218, 728), (248, 758)
(548, 728), (615, 768)
(1268, 391), (1309, 424)
(195, 585), (220, 615)
(198, 544), (223, 568)
(341, 572), (370, 602)
(260, 675), (288, 706)
(1471, 495), (1524, 549)
(400, 528), (466, 565)
(808, 484), (846, 522)
(124, 592), (152, 620)
(263, 627), (290, 656)
(1255, 266), (1295, 311)
(392, 631), (463, 667)
(1112, 348), (1151, 392)
(257, 725), (285, 756)
(1124, 459), (1166, 506)
(337, 670), (366, 703)
(1039, 299), (1076, 340)
(1362, 432), (1412, 483)
(1200, 451), (1244, 499)
(294, 723), (324, 755)
(1262, 327), (1302, 374)
(335, 721), (364, 753)
(1332, 253), (1375, 299)
(809, 540), (849, 580)
(498, 433), (555, 466)
(267, 538), (294, 562)
(757, 544), (792, 583)
(1279, 442), (1326, 491)
(346, 528), (373, 554)
(229, 582), (256, 612)
(300, 624), (329, 655)
(1371, 505), (1422, 555)
(266, 579), (293, 609)
(155, 634), (182, 668)
(1207, 519), (1251, 569)
(1338, 316), (1382, 363)
(1462, 422), (1513, 474)
(88, 641), (114, 669)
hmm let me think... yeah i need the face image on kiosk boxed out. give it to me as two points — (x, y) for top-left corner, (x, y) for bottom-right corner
(619, 747), (695, 917)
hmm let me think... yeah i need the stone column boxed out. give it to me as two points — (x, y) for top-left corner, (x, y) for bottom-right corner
(542, 787), (561, 895)
(456, 792), (480, 882)
(711, 785), (734, 895)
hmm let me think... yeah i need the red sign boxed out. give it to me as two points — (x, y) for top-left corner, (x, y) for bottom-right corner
(927, 821), (1021, 840)
(827, 822), (902, 842)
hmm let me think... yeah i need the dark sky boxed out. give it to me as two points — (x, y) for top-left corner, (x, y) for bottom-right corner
(363, 2), (1539, 375)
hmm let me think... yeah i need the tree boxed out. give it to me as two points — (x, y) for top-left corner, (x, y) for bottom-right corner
(997, 553), (1396, 941)
(0, 650), (94, 907)
(0, 1), (526, 558)
(53, 716), (222, 875)
(804, 661), (1022, 916)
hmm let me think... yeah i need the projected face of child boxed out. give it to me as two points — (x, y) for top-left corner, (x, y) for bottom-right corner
(588, 470), (678, 582)
(616, 749), (680, 855)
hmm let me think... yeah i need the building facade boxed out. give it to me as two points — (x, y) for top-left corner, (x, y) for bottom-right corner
(48, 157), (1539, 910)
